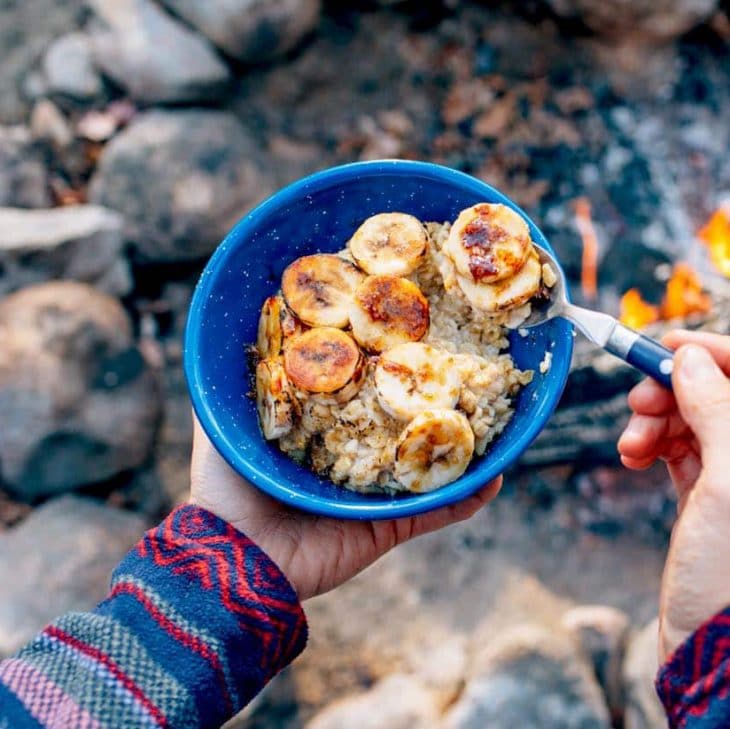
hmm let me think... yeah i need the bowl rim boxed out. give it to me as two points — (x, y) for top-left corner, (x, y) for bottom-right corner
(184, 159), (574, 520)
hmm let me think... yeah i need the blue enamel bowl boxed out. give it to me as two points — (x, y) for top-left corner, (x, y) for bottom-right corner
(184, 160), (573, 520)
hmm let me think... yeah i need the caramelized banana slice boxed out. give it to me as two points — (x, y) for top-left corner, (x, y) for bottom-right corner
(349, 275), (430, 353)
(375, 342), (461, 421)
(282, 254), (365, 328)
(455, 248), (542, 313)
(348, 213), (428, 276)
(256, 359), (299, 440)
(284, 328), (364, 399)
(394, 409), (475, 492)
(443, 203), (531, 284)
(257, 296), (305, 358)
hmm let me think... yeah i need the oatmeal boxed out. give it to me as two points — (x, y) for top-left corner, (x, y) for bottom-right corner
(254, 205), (546, 494)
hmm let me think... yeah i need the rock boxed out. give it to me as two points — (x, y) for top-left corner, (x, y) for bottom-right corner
(0, 0), (86, 123)
(89, 110), (273, 262)
(158, 0), (321, 64)
(544, 0), (719, 41)
(304, 674), (439, 729)
(29, 100), (74, 150)
(87, 0), (231, 103)
(0, 126), (51, 208)
(562, 605), (631, 721)
(42, 32), (103, 101)
(0, 206), (131, 297)
(77, 101), (137, 143)
(623, 618), (666, 729)
(408, 635), (468, 707)
(0, 282), (162, 500)
(443, 625), (611, 729)
(0, 495), (146, 656)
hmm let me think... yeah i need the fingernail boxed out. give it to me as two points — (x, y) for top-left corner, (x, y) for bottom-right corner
(678, 345), (719, 382)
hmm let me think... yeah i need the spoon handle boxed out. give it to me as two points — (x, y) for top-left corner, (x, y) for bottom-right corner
(605, 323), (675, 390)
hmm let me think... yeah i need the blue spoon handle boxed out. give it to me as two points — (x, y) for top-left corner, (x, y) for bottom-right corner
(606, 323), (675, 390)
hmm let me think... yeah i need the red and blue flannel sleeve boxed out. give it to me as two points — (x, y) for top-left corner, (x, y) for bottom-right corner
(0, 504), (308, 729)
(657, 607), (730, 728)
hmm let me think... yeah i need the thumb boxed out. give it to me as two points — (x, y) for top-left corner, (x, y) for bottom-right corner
(673, 344), (730, 464)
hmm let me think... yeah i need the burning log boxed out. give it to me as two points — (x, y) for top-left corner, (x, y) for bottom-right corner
(522, 338), (642, 469)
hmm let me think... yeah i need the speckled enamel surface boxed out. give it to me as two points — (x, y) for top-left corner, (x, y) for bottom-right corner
(184, 160), (573, 520)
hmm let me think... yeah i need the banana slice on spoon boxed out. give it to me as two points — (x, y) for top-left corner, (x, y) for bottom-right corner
(348, 212), (428, 276)
(454, 248), (542, 313)
(256, 359), (300, 440)
(443, 203), (531, 284)
(349, 274), (430, 353)
(375, 342), (461, 421)
(395, 409), (475, 492)
(282, 254), (365, 328)
(284, 327), (365, 403)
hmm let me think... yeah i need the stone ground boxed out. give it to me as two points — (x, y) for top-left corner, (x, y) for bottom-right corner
(1, 0), (730, 726)
(233, 475), (667, 727)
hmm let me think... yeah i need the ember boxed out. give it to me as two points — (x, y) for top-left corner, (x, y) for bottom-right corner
(698, 205), (730, 279)
(619, 263), (712, 329)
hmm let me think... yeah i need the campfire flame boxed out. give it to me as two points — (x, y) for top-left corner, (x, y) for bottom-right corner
(698, 205), (730, 278)
(619, 289), (659, 330)
(619, 263), (712, 329)
(576, 199), (719, 330)
(574, 197), (598, 301)
(661, 263), (712, 319)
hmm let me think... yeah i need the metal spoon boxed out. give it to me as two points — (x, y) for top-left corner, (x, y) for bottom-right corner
(522, 244), (675, 390)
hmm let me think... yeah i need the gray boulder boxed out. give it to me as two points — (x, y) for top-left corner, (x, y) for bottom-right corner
(43, 32), (103, 101)
(563, 605), (631, 721)
(0, 126), (51, 208)
(0, 281), (163, 500)
(89, 110), (273, 262)
(159, 0), (321, 63)
(544, 0), (719, 41)
(0, 496), (146, 656)
(0, 205), (131, 297)
(87, 0), (231, 103)
(305, 674), (439, 729)
(623, 619), (666, 729)
(443, 625), (611, 729)
(30, 100), (74, 150)
(0, 0), (86, 123)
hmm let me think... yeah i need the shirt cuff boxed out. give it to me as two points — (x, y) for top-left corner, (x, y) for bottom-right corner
(657, 607), (730, 727)
(107, 503), (308, 724)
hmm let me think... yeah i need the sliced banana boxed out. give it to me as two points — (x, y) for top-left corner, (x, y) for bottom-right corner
(282, 254), (365, 328)
(443, 203), (531, 284)
(284, 328), (365, 401)
(375, 343), (461, 421)
(455, 248), (542, 313)
(257, 296), (305, 358)
(256, 359), (299, 440)
(394, 409), (475, 493)
(349, 275), (430, 353)
(348, 213), (428, 276)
